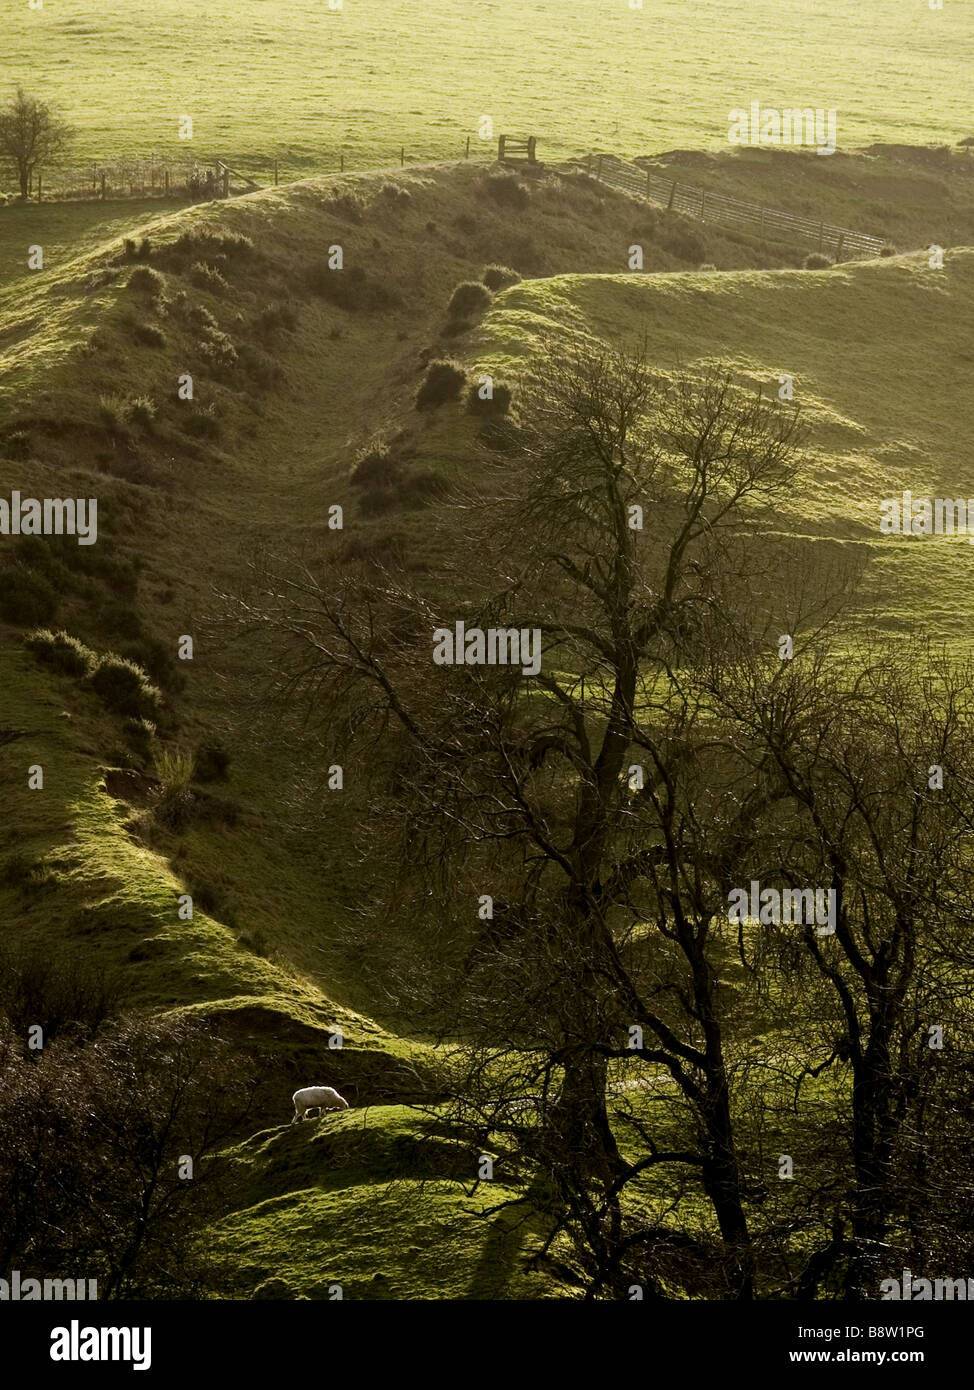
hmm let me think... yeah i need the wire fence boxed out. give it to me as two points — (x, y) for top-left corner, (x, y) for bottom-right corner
(584, 152), (886, 260)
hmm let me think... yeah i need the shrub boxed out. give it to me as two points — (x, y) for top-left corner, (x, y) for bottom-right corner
(321, 190), (364, 223)
(255, 301), (299, 335)
(123, 236), (152, 261)
(482, 173), (530, 210)
(194, 740), (231, 783)
(380, 182), (411, 204)
(803, 251), (834, 269)
(24, 628), (96, 677)
(879, 244), (897, 257)
(447, 280), (493, 321)
(123, 717), (156, 759)
(237, 344), (281, 388)
(466, 378), (512, 417)
(0, 567), (58, 625)
(350, 443), (400, 489)
(199, 325), (238, 373)
(152, 747), (196, 830)
(129, 396), (156, 428)
(172, 228), (254, 262)
(130, 319), (167, 348)
(180, 405), (222, 440)
(99, 393), (132, 431)
(127, 265), (165, 296)
(89, 654), (162, 721)
(482, 264), (521, 292)
(191, 260), (230, 294)
(415, 358), (466, 411)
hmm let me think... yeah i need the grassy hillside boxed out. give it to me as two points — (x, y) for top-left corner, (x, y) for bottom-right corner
(4, 0), (973, 185)
(2, 156), (972, 1297)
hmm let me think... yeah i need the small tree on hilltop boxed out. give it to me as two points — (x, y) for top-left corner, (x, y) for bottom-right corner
(0, 87), (72, 200)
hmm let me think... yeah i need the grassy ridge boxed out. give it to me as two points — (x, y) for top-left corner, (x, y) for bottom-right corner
(2, 159), (972, 1296)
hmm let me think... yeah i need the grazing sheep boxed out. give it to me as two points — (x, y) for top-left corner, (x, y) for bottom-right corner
(291, 1085), (349, 1123)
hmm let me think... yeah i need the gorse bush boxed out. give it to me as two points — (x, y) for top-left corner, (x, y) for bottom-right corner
(171, 228), (254, 262)
(89, 654), (162, 721)
(803, 251), (834, 269)
(466, 378), (512, 417)
(129, 319), (167, 348)
(350, 442), (401, 489)
(415, 359), (467, 411)
(191, 260), (230, 294)
(0, 566), (58, 625)
(482, 264), (521, 292)
(129, 396), (156, 428)
(127, 265), (165, 295)
(447, 280), (493, 321)
(199, 325), (238, 373)
(24, 628), (97, 677)
(122, 236), (152, 261)
(306, 260), (396, 312)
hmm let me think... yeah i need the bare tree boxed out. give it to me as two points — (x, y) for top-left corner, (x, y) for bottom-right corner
(0, 87), (72, 199)
(230, 345), (840, 1296)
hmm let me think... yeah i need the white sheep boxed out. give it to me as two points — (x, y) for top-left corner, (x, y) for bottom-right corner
(291, 1085), (349, 1123)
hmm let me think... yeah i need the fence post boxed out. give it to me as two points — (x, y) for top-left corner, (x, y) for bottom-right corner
(498, 135), (507, 161)
(101, 172), (106, 200)
(37, 174), (42, 203)
(596, 153), (604, 181)
(667, 180), (676, 210)
(835, 232), (844, 261)
(274, 160), (278, 185)
(222, 167), (230, 198)
(400, 145), (404, 166)
(340, 153), (344, 172)
(465, 135), (470, 159)
(527, 136), (536, 162)
(700, 189), (706, 217)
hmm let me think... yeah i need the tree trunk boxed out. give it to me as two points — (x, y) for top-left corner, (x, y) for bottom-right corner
(18, 162), (29, 200)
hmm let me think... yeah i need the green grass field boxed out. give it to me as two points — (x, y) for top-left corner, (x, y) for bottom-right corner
(4, 0), (973, 187)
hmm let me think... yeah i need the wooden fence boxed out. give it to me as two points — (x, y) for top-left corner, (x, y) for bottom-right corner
(584, 153), (885, 260)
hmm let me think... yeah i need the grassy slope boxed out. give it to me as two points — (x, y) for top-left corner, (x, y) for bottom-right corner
(5, 0), (973, 181)
(471, 251), (974, 645)
(2, 157), (971, 1297)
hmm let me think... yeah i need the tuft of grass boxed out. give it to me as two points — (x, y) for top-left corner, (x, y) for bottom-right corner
(24, 628), (97, 677)
(803, 251), (834, 270)
(152, 746), (196, 830)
